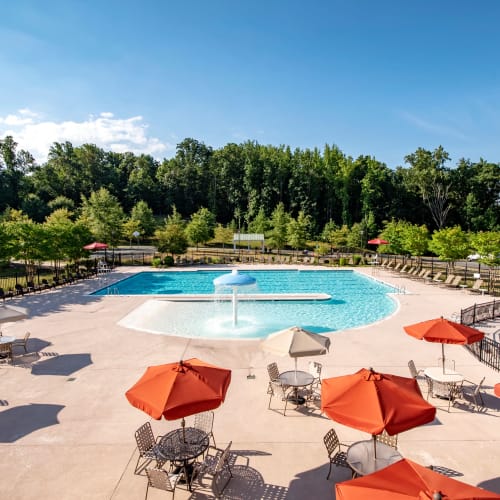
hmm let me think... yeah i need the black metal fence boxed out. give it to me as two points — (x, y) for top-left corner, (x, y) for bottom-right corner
(461, 299), (500, 372)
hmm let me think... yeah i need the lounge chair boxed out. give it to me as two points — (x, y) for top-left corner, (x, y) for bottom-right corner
(323, 428), (353, 480)
(414, 270), (431, 281)
(14, 284), (26, 296)
(469, 279), (487, 295)
(429, 271), (443, 284)
(445, 276), (462, 288)
(438, 274), (455, 287)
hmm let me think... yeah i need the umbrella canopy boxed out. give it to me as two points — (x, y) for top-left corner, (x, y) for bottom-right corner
(335, 458), (500, 499)
(403, 317), (484, 371)
(367, 238), (389, 245)
(0, 304), (28, 324)
(83, 241), (108, 250)
(125, 358), (231, 421)
(262, 326), (331, 358)
(321, 367), (436, 436)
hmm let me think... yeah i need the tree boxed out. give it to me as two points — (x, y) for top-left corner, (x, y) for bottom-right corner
(428, 226), (470, 265)
(287, 211), (311, 251)
(129, 200), (156, 238)
(80, 188), (125, 246)
(404, 146), (452, 229)
(185, 208), (216, 248)
(268, 203), (290, 252)
(212, 224), (234, 248)
(248, 207), (270, 234)
(470, 231), (500, 266)
(401, 223), (429, 259)
(155, 207), (189, 257)
(380, 220), (408, 255)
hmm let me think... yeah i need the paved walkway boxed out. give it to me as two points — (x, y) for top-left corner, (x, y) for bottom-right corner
(0, 265), (499, 499)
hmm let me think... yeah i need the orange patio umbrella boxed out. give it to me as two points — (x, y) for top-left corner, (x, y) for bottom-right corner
(125, 358), (231, 430)
(403, 317), (484, 373)
(83, 241), (108, 250)
(321, 368), (436, 437)
(335, 458), (500, 499)
(367, 238), (389, 245)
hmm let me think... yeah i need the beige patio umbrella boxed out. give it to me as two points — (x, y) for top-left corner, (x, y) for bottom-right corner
(261, 326), (331, 377)
(0, 304), (28, 324)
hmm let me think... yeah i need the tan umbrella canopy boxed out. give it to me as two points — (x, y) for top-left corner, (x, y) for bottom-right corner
(0, 304), (28, 324)
(261, 325), (331, 373)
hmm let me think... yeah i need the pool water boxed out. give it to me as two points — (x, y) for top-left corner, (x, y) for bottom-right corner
(111, 270), (398, 339)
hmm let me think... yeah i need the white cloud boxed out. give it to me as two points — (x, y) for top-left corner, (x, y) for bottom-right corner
(399, 111), (469, 141)
(0, 109), (175, 163)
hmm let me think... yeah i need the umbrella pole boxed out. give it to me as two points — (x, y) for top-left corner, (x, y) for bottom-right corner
(442, 344), (445, 373)
(373, 434), (377, 459)
(182, 417), (186, 443)
(232, 288), (237, 326)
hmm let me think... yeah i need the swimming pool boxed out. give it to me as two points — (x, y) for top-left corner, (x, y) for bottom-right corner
(112, 270), (399, 339)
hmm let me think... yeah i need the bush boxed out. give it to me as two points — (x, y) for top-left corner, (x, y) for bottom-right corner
(339, 257), (347, 266)
(163, 256), (174, 267)
(152, 257), (162, 268)
(353, 254), (362, 265)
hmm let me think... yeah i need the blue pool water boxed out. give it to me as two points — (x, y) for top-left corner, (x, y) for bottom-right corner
(112, 270), (398, 339)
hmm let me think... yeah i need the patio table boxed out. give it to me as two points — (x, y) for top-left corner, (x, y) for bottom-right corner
(279, 370), (314, 405)
(0, 336), (15, 344)
(158, 427), (209, 491)
(346, 439), (402, 476)
(424, 367), (464, 400)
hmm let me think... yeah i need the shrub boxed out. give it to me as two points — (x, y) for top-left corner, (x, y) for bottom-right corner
(163, 256), (174, 267)
(152, 257), (162, 268)
(339, 257), (347, 266)
(353, 254), (362, 265)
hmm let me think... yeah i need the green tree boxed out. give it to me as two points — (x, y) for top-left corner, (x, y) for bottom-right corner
(428, 226), (470, 264)
(248, 207), (270, 234)
(268, 203), (290, 251)
(380, 220), (408, 255)
(212, 224), (234, 248)
(287, 210), (311, 251)
(402, 223), (429, 259)
(185, 208), (216, 248)
(130, 200), (156, 238)
(155, 207), (189, 257)
(80, 187), (125, 246)
(470, 231), (500, 266)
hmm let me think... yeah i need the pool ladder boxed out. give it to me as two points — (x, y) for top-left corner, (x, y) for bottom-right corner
(107, 287), (119, 295)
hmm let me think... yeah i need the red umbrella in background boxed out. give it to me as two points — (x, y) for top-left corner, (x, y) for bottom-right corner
(335, 458), (500, 499)
(367, 238), (389, 245)
(125, 358), (231, 437)
(83, 241), (108, 250)
(321, 368), (435, 437)
(403, 317), (484, 373)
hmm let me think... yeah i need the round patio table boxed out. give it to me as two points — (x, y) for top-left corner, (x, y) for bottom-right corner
(0, 336), (15, 360)
(158, 427), (209, 491)
(0, 336), (15, 344)
(279, 370), (314, 405)
(424, 367), (464, 384)
(346, 439), (402, 476)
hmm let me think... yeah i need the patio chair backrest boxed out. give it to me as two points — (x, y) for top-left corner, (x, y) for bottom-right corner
(214, 441), (232, 474)
(408, 360), (419, 379)
(135, 422), (155, 455)
(473, 377), (486, 395)
(194, 410), (214, 436)
(145, 468), (177, 493)
(375, 430), (398, 449)
(323, 428), (341, 457)
(308, 361), (322, 380)
(267, 362), (280, 381)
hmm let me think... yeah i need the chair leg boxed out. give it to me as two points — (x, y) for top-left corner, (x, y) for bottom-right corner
(326, 460), (332, 480)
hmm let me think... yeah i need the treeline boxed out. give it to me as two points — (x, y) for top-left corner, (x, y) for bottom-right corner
(0, 135), (499, 236)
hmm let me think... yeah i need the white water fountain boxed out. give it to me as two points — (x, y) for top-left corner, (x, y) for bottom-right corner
(213, 269), (257, 326)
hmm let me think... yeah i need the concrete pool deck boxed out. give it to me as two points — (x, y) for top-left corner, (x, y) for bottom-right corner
(0, 265), (499, 499)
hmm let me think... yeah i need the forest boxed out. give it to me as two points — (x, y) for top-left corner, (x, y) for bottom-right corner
(0, 135), (499, 264)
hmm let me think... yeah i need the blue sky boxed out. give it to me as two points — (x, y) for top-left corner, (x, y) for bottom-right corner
(1, 0), (500, 167)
